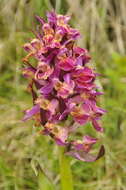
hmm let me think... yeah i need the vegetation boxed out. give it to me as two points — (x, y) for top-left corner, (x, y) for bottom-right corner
(0, 0), (126, 189)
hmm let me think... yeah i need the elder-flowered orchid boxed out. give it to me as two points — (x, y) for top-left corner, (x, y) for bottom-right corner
(22, 11), (105, 162)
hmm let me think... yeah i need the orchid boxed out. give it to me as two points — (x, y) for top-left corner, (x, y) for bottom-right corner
(22, 11), (105, 164)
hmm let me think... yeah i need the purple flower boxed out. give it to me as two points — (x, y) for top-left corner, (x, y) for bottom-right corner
(42, 122), (68, 146)
(57, 57), (75, 71)
(22, 11), (106, 162)
(72, 67), (95, 89)
(53, 77), (75, 99)
(47, 11), (57, 25)
(35, 62), (54, 81)
(23, 39), (47, 62)
(40, 82), (53, 95)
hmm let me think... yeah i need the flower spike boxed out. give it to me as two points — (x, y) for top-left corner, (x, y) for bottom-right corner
(22, 11), (106, 162)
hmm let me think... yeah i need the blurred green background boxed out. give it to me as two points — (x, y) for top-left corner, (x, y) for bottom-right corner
(0, 0), (126, 189)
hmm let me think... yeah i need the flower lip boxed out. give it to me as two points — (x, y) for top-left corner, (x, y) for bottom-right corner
(58, 57), (75, 71)
(35, 62), (54, 80)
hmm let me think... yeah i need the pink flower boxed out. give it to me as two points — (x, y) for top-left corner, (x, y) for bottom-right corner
(35, 62), (54, 81)
(23, 39), (47, 62)
(53, 75), (75, 99)
(72, 67), (95, 89)
(57, 57), (75, 71)
(42, 122), (68, 146)
(22, 11), (106, 162)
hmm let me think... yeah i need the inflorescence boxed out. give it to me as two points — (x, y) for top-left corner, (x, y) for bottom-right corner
(22, 11), (106, 162)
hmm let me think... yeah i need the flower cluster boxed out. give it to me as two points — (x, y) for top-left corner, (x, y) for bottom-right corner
(22, 11), (106, 162)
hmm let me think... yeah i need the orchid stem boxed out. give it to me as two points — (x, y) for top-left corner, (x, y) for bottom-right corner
(59, 147), (74, 190)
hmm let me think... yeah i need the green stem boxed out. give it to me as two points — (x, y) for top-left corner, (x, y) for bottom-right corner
(59, 147), (74, 190)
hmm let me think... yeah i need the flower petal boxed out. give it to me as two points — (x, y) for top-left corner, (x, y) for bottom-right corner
(35, 15), (45, 25)
(58, 57), (75, 71)
(92, 119), (104, 132)
(40, 82), (53, 95)
(47, 11), (57, 25)
(22, 104), (40, 121)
